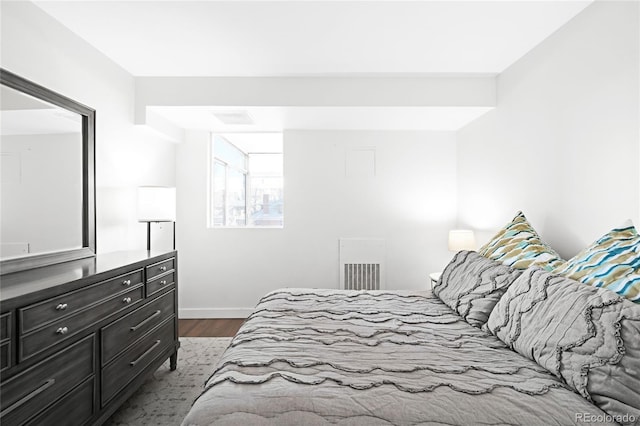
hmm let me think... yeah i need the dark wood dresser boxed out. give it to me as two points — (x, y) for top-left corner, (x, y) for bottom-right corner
(0, 250), (179, 426)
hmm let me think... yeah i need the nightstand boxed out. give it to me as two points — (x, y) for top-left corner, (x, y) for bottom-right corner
(429, 272), (442, 290)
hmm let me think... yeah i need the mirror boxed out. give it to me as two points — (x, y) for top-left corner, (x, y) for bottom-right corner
(0, 69), (95, 274)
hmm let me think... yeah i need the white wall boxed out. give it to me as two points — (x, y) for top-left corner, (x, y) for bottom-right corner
(6, 0), (636, 318)
(1, 2), (176, 253)
(457, 1), (639, 258)
(177, 130), (457, 317)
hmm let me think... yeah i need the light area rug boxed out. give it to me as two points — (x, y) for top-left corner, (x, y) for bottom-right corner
(104, 337), (232, 426)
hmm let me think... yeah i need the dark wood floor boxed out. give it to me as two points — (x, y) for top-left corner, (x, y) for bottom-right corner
(179, 318), (245, 337)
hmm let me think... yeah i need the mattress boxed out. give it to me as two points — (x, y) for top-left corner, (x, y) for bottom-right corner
(182, 289), (614, 425)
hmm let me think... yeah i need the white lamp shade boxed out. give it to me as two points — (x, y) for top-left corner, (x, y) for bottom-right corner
(137, 187), (176, 222)
(448, 230), (476, 252)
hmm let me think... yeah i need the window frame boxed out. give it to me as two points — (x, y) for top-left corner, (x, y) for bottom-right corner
(209, 134), (283, 229)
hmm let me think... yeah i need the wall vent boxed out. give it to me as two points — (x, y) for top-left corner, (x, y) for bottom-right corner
(339, 239), (385, 290)
(342, 263), (381, 290)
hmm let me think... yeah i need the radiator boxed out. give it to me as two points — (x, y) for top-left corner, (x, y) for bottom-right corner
(339, 239), (385, 290)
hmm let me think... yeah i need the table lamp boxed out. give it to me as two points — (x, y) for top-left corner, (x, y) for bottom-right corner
(137, 186), (176, 251)
(448, 229), (476, 252)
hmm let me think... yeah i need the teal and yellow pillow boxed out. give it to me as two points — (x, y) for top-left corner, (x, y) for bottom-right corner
(552, 222), (640, 303)
(477, 211), (564, 271)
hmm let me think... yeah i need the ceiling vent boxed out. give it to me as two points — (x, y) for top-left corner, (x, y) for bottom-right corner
(212, 111), (254, 125)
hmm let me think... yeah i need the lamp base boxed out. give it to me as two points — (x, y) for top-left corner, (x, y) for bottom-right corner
(144, 221), (176, 252)
(146, 222), (152, 251)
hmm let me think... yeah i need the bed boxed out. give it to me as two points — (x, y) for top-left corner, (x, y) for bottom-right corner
(182, 251), (640, 425)
(183, 209), (640, 425)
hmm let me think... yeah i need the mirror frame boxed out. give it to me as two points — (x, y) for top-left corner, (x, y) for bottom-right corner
(0, 68), (96, 275)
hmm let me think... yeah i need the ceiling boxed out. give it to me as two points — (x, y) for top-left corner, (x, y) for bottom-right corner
(32, 0), (593, 132)
(34, 0), (592, 77)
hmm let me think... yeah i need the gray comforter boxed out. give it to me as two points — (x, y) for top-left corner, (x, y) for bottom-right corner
(182, 289), (614, 425)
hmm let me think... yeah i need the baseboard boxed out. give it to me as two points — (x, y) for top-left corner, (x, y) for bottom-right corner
(179, 307), (253, 319)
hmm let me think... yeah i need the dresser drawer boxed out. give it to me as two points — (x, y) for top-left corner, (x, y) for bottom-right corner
(0, 312), (11, 372)
(146, 271), (175, 297)
(101, 290), (176, 365)
(101, 316), (175, 405)
(1, 341), (10, 372)
(1, 312), (10, 340)
(0, 335), (94, 426)
(20, 286), (144, 361)
(20, 269), (144, 334)
(25, 378), (94, 426)
(146, 258), (175, 281)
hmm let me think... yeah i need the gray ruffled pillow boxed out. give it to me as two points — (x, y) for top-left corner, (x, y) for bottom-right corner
(433, 251), (522, 327)
(486, 267), (640, 424)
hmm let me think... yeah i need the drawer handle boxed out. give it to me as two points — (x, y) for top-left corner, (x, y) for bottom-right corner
(130, 310), (162, 332)
(55, 303), (68, 311)
(130, 340), (161, 367)
(1, 378), (56, 416)
(159, 266), (167, 272)
(160, 280), (167, 285)
(123, 279), (132, 286)
(56, 326), (69, 335)
(123, 297), (132, 304)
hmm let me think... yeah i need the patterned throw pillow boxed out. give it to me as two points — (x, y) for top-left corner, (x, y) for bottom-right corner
(552, 222), (640, 303)
(477, 211), (564, 271)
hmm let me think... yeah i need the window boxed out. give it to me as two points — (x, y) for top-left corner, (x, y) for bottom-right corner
(210, 134), (283, 228)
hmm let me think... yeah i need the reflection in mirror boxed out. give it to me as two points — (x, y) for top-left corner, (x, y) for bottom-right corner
(0, 85), (83, 260)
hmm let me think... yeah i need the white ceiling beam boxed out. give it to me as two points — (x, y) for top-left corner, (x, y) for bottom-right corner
(142, 109), (185, 143)
(135, 76), (496, 125)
